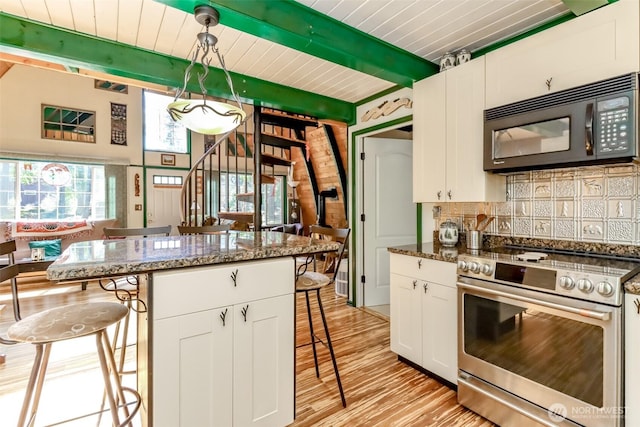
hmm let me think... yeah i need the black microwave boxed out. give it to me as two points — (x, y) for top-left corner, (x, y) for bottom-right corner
(484, 73), (638, 173)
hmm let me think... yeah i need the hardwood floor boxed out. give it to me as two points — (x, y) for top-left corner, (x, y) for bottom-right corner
(0, 274), (493, 426)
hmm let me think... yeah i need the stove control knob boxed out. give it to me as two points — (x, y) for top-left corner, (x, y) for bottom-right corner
(577, 278), (594, 294)
(468, 261), (481, 274)
(457, 260), (468, 272)
(559, 276), (575, 290)
(596, 281), (615, 297)
(481, 263), (494, 276)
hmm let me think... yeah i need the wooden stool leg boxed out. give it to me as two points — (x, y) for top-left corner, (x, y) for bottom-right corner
(304, 290), (320, 377)
(316, 288), (346, 408)
(18, 343), (52, 427)
(96, 331), (124, 426)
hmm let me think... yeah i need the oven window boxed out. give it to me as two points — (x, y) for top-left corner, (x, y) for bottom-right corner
(463, 294), (603, 407)
(493, 117), (570, 159)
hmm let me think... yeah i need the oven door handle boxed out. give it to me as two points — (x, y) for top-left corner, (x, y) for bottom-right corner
(458, 282), (611, 321)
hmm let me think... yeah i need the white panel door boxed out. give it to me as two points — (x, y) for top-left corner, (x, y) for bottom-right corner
(145, 168), (186, 230)
(233, 294), (295, 427)
(363, 137), (415, 307)
(153, 308), (233, 427)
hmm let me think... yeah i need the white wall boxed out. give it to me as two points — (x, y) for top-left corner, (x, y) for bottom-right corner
(0, 64), (143, 165)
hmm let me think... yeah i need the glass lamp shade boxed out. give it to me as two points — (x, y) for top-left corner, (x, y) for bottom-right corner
(167, 99), (246, 135)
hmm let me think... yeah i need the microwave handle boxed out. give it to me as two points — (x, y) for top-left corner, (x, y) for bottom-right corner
(585, 102), (594, 156)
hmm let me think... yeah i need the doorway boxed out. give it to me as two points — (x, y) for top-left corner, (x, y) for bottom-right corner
(360, 130), (416, 317)
(145, 168), (188, 231)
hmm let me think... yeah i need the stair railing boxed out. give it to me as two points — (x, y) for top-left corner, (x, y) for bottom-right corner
(180, 112), (253, 226)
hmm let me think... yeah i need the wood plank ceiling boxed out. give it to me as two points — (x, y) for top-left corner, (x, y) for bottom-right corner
(0, 0), (597, 123)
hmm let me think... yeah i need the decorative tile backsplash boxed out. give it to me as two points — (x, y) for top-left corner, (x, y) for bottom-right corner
(434, 164), (640, 245)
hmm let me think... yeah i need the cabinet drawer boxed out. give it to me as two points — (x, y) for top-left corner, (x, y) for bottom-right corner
(152, 257), (295, 319)
(390, 253), (456, 286)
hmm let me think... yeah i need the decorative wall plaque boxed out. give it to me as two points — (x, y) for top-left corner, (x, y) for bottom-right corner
(110, 102), (127, 145)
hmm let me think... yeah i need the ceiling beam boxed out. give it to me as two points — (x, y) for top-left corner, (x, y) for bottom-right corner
(0, 13), (354, 124)
(157, 0), (439, 86)
(561, 0), (611, 16)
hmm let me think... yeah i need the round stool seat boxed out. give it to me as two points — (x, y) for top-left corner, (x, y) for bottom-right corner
(296, 271), (331, 291)
(7, 302), (128, 344)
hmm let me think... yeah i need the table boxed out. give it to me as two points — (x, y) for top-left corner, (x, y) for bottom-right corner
(46, 231), (340, 427)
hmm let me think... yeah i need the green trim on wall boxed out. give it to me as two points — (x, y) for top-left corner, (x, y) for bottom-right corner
(472, 14), (575, 58)
(561, 0), (609, 15)
(356, 85), (406, 106)
(416, 203), (422, 245)
(0, 13), (354, 123)
(158, 0), (438, 87)
(349, 114), (413, 306)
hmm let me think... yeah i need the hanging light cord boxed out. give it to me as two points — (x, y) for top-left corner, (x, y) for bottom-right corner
(169, 18), (244, 123)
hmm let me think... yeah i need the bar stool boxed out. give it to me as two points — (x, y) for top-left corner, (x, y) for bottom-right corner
(101, 225), (171, 375)
(177, 224), (230, 234)
(7, 302), (141, 426)
(296, 225), (350, 408)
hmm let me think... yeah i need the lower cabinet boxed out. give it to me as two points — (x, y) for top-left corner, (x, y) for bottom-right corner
(151, 258), (295, 427)
(390, 253), (458, 384)
(625, 293), (639, 426)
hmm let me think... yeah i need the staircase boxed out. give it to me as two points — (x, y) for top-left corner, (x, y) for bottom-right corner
(180, 108), (318, 230)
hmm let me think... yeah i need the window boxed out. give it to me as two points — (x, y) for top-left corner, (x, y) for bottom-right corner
(143, 91), (188, 153)
(0, 160), (105, 220)
(42, 104), (96, 143)
(219, 173), (284, 226)
(262, 176), (284, 226)
(152, 175), (183, 186)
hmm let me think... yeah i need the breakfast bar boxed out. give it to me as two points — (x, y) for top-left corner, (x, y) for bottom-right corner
(46, 231), (340, 427)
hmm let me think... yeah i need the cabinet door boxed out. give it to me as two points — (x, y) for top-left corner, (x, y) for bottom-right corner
(233, 294), (295, 427)
(413, 73), (446, 203)
(486, 0), (639, 108)
(445, 59), (484, 202)
(153, 308), (234, 427)
(390, 273), (422, 364)
(412, 59), (505, 203)
(626, 293), (640, 426)
(422, 282), (458, 384)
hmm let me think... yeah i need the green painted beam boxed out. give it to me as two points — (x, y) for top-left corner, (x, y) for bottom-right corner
(157, 0), (439, 87)
(0, 12), (354, 123)
(561, 0), (609, 15)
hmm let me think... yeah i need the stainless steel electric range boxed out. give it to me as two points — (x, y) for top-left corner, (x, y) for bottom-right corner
(456, 246), (640, 427)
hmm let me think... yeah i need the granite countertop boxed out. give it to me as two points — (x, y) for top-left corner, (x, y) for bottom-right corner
(47, 231), (339, 282)
(387, 242), (465, 263)
(387, 236), (640, 295)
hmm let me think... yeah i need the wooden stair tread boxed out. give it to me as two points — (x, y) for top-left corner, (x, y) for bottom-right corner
(261, 174), (276, 184)
(261, 153), (292, 167)
(260, 109), (318, 130)
(218, 211), (254, 223)
(261, 132), (306, 148)
(236, 192), (254, 203)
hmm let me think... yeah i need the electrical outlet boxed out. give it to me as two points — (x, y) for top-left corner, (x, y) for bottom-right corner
(432, 205), (441, 218)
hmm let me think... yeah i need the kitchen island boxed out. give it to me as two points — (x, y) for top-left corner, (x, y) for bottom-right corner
(47, 231), (340, 427)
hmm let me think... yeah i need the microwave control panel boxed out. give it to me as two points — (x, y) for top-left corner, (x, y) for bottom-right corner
(596, 96), (631, 155)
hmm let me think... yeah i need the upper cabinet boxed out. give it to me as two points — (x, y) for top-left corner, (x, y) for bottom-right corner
(486, 0), (640, 108)
(413, 57), (505, 203)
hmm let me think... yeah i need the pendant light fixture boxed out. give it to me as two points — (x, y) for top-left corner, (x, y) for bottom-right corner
(167, 5), (246, 135)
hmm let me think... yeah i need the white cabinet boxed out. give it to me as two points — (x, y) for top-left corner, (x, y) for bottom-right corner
(389, 253), (458, 384)
(390, 273), (422, 364)
(151, 258), (295, 427)
(625, 292), (640, 427)
(486, 0), (639, 108)
(413, 57), (505, 203)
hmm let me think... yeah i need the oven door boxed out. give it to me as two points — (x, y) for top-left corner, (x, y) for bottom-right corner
(458, 276), (622, 427)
